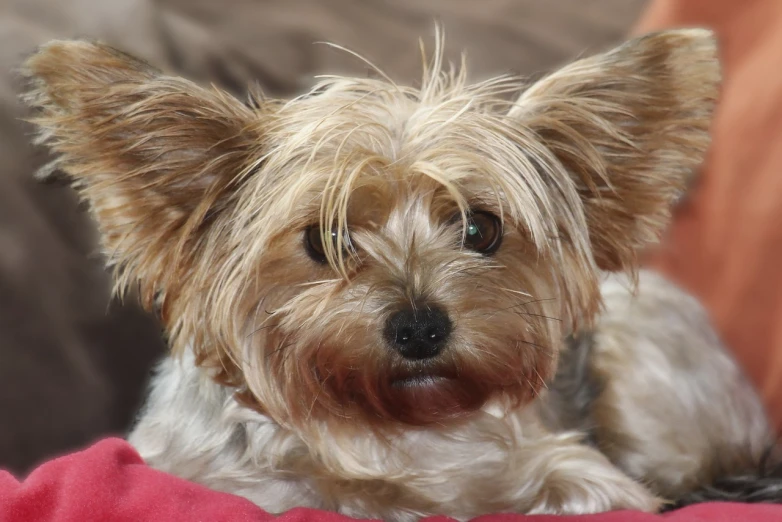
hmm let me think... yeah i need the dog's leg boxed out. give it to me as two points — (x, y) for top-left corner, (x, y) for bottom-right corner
(507, 426), (661, 514)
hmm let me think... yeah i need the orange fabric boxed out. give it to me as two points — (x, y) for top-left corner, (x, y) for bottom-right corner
(636, 0), (782, 432)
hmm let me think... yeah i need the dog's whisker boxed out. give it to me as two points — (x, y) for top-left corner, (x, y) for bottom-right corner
(467, 345), (504, 365)
(246, 322), (280, 338)
(265, 340), (295, 362)
(297, 279), (342, 287)
(517, 340), (554, 359)
(496, 286), (534, 298)
(532, 367), (549, 390)
(449, 264), (504, 277)
(525, 376), (542, 399)
(308, 368), (332, 421)
(495, 297), (560, 314)
(513, 311), (562, 323)
(475, 296), (558, 321)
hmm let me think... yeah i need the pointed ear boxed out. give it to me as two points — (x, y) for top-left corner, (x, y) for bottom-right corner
(510, 29), (720, 271)
(23, 40), (265, 305)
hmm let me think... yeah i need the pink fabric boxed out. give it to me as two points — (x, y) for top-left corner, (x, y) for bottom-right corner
(0, 438), (780, 522)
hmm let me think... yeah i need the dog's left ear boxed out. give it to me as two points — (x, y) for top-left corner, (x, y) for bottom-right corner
(509, 29), (720, 271)
(23, 40), (266, 307)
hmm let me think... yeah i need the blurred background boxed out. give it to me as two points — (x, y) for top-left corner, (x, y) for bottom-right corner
(8, 0), (781, 477)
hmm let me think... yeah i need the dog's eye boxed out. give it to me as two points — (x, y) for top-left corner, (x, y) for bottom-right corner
(304, 226), (351, 264)
(462, 212), (502, 254)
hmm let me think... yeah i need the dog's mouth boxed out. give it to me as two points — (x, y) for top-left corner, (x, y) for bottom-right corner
(388, 365), (458, 390)
(390, 374), (452, 388)
(375, 366), (487, 424)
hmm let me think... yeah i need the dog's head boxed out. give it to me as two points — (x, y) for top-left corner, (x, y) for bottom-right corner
(23, 29), (719, 433)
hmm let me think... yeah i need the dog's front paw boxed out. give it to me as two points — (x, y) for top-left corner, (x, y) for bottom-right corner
(589, 476), (662, 513)
(529, 465), (662, 515)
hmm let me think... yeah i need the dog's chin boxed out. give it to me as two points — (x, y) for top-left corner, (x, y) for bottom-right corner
(303, 340), (548, 427)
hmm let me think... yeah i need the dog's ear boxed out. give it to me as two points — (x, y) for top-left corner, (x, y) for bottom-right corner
(509, 29), (720, 271)
(23, 40), (265, 306)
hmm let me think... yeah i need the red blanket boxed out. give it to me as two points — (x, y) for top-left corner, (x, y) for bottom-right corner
(0, 438), (779, 522)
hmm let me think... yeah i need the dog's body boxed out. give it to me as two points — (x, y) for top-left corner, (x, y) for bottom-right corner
(20, 27), (781, 519)
(129, 270), (770, 519)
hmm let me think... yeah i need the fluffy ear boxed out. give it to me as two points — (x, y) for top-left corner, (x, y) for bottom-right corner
(23, 40), (265, 306)
(510, 29), (720, 271)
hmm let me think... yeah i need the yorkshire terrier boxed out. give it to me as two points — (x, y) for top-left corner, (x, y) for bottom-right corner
(21, 28), (782, 519)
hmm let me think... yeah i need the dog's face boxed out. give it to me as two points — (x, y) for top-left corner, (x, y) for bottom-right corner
(23, 29), (718, 433)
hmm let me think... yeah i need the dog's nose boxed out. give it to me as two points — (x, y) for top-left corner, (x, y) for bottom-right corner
(384, 306), (452, 360)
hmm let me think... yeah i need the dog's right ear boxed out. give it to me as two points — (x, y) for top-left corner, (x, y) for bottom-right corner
(508, 29), (719, 273)
(23, 40), (267, 308)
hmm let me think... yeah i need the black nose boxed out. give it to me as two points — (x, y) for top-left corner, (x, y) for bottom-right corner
(384, 306), (452, 360)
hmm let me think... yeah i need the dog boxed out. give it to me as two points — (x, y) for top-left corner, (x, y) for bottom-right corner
(20, 27), (781, 519)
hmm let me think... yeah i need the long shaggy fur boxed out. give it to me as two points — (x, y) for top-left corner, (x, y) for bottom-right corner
(664, 454), (782, 510)
(20, 27), (782, 519)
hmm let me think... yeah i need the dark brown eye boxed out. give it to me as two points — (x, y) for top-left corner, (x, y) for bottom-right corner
(462, 212), (502, 254)
(304, 226), (350, 264)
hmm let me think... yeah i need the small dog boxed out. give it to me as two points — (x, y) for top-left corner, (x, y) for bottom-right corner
(21, 28), (781, 519)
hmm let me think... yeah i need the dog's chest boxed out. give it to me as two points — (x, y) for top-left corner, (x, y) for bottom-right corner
(130, 357), (534, 519)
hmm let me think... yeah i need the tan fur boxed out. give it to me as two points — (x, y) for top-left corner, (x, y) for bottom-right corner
(20, 28), (772, 519)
